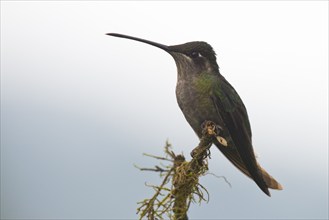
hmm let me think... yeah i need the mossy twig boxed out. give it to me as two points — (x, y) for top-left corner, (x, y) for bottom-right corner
(136, 121), (222, 220)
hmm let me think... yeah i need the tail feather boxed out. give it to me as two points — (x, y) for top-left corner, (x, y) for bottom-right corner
(214, 143), (283, 194)
(258, 163), (283, 190)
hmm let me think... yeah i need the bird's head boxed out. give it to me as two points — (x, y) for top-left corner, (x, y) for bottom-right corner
(106, 33), (219, 78)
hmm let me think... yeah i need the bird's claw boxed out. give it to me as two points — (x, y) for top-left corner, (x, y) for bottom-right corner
(201, 120), (223, 136)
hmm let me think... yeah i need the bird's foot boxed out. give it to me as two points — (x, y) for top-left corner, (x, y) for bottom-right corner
(201, 120), (228, 147)
(190, 121), (219, 159)
(201, 120), (223, 136)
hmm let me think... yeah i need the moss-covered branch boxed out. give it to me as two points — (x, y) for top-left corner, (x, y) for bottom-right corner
(136, 121), (223, 220)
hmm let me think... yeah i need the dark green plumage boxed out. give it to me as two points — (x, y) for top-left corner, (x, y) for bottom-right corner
(107, 33), (283, 196)
(169, 42), (219, 72)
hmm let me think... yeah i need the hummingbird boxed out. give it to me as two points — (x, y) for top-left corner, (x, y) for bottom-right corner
(106, 33), (283, 196)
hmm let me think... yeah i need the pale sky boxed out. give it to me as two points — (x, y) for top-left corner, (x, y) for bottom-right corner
(1, 1), (328, 219)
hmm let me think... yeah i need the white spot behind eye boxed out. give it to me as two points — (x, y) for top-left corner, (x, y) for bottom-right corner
(191, 51), (203, 58)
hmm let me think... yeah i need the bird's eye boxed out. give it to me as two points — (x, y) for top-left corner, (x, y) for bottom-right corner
(190, 51), (200, 58)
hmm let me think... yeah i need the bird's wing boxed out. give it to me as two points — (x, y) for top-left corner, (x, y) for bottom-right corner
(211, 76), (271, 196)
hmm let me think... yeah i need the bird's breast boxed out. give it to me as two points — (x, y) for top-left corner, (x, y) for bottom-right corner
(175, 75), (219, 136)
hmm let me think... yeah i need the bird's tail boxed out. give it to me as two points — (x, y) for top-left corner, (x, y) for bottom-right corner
(214, 143), (283, 194)
(257, 163), (283, 190)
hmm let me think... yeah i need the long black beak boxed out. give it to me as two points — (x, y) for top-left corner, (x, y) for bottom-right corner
(106, 33), (169, 51)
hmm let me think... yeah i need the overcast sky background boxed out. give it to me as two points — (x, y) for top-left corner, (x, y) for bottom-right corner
(1, 1), (328, 219)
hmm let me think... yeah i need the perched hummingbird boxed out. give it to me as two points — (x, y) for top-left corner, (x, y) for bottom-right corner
(106, 33), (283, 196)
